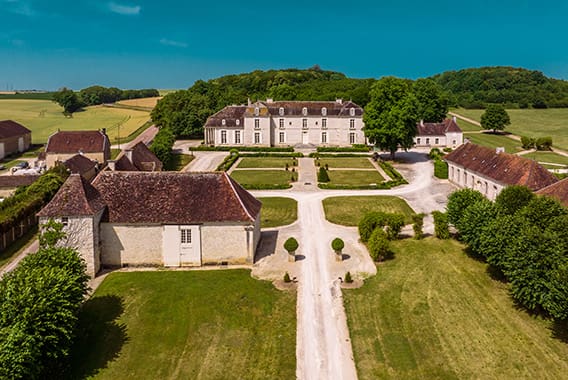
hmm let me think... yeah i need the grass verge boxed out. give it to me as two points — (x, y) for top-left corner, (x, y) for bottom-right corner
(67, 270), (296, 380)
(230, 170), (295, 186)
(237, 157), (297, 169)
(327, 170), (384, 186)
(323, 196), (415, 226)
(316, 157), (374, 169)
(258, 197), (298, 228)
(344, 238), (568, 379)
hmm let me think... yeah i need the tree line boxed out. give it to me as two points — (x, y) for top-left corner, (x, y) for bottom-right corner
(53, 86), (159, 114)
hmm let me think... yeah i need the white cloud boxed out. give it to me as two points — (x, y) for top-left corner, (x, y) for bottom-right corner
(107, 2), (141, 16)
(159, 38), (188, 48)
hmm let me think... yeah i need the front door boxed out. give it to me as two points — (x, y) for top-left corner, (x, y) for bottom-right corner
(162, 225), (201, 266)
(302, 131), (309, 144)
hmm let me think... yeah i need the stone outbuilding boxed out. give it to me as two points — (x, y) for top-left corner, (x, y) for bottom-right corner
(63, 154), (99, 181)
(414, 117), (463, 149)
(44, 129), (111, 168)
(0, 120), (31, 159)
(37, 172), (262, 277)
(444, 142), (558, 200)
(536, 177), (568, 207)
(106, 141), (162, 172)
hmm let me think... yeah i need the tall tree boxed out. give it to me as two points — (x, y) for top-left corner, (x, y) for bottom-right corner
(52, 87), (83, 114)
(480, 104), (511, 133)
(413, 78), (448, 122)
(363, 77), (418, 159)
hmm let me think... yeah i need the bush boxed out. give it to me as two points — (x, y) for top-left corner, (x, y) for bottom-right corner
(368, 228), (390, 261)
(284, 237), (299, 253)
(318, 167), (330, 182)
(428, 148), (442, 160)
(385, 213), (405, 240)
(495, 185), (535, 216)
(345, 271), (353, 283)
(443, 147), (453, 153)
(216, 153), (240, 171)
(535, 136), (552, 151)
(433, 159), (448, 179)
(316, 145), (369, 153)
(331, 238), (344, 252)
(150, 127), (176, 167)
(446, 188), (485, 229)
(412, 213), (425, 240)
(283, 272), (291, 283)
(432, 211), (450, 239)
(521, 136), (535, 149)
(358, 212), (389, 243)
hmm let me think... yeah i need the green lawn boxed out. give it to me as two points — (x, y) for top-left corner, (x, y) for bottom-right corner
(230, 170), (294, 186)
(344, 238), (568, 379)
(453, 108), (568, 150)
(0, 99), (151, 144)
(237, 157), (297, 169)
(322, 196), (415, 226)
(453, 118), (483, 131)
(67, 270), (296, 380)
(316, 157), (374, 169)
(258, 197), (297, 227)
(522, 151), (568, 166)
(464, 132), (522, 153)
(327, 170), (384, 186)
(165, 153), (195, 171)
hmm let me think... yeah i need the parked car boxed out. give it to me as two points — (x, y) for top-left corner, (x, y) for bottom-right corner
(14, 161), (29, 169)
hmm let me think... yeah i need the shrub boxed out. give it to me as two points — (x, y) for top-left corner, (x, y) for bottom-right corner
(331, 238), (344, 252)
(378, 161), (406, 182)
(443, 147), (453, 153)
(358, 212), (388, 243)
(535, 136), (552, 151)
(385, 213), (405, 240)
(229, 148), (239, 156)
(432, 211), (450, 239)
(318, 167), (330, 182)
(216, 153), (239, 171)
(368, 228), (390, 261)
(284, 237), (299, 253)
(446, 188), (485, 229)
(345, 271), (353, 283)
(495, 185), (535, 216)
(428, 148), (442, 160)
(283, 272), (291, 283)
(433, 159), (448, 179)
(521, 136), (535, 149)
(412, 213), (425, 240)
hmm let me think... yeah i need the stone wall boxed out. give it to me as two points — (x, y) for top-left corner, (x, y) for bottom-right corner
(100, 224), (163, 267)
(200, 222), (256, 264)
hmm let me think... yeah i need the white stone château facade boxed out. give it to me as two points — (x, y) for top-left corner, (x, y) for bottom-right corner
(413, 117), (463, 149)
(204, 99), (366, 147)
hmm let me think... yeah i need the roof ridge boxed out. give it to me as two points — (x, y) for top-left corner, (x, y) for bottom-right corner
(223, 172), (254, 222)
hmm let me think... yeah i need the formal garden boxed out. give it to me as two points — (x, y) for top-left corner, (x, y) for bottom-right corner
(229, 154), (301, 189)
(258, 197), (298, 228)
(322, 196), (415, 226)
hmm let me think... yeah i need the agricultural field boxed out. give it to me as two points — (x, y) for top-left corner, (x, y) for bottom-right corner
(258, 197), (298, 227)
(0, 99), (151, 144)
(344, 238), (568, 379)
(116, 96), (162, 110)
(452, 108), (568, 150)
(323, 195), (415, 226)
(67, 270), (296, 380)
(463, 132), (522, 153)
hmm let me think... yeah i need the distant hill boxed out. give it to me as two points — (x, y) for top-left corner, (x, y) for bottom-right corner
(430, 66), (568, 109)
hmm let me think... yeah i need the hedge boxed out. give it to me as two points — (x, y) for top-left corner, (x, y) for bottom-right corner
(318, 178), (407, 190)
(316, 145), (370, 153)
(192, 146), (294, 152)
(434, 159), (449, 179)
(240, 152), (303, 158)
(239, 183), (292, 190)
(309, 153), (371, 158)
(216, 153), (240, 171)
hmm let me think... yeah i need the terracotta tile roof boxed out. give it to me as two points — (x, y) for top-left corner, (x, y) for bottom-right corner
(536, 178), (568, 207)
(45, 130), (110, 158)
(113, 155), (138, 171)
(0, 175), (40, 188)
(417, 118), (462, 136)
(37, 174), (106, 217)
(444, 142), (558, 190)
(0, 120), (31, 139)
(64, 154), (97, 175)
(116, 142), (162, 171)
(204, 106), (247, 128)
(91, 171), (261, 224)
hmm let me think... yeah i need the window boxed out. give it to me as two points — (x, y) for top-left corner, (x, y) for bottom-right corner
(322, 119), (327, 129)
(350, 107), (355, 116)
(221, 130), (227, 144)
(235, 130), (241, 144)
(279, 118), (284, 129)
(302, 107), (308, 116)
(279, 107), (284, 116)
(417, 138), (421, 144)
(302, 119), (308, 129)
(349, 132), (356, 144)
(435, 138), (439, 145)
(321, 131), (327, 143)
(180, 228), (192, 244)
(452, 139), (456, 145)
(279, 132), (285, 143)
(349, 119), (355, 129)
(426, 138), (430, 145)
(254, 132), (261, 144)
(221, 119), (226, 126)
(321, 107), (327, 116)
(61, 217), (69, 227)
(254, 119), (260, 129)
(254, 107), (259, 116)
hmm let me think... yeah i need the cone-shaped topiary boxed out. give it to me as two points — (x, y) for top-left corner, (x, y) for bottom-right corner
(284, 272), (292, 283)
(345, 271), (353, 283)
(318, 167), (330, 182)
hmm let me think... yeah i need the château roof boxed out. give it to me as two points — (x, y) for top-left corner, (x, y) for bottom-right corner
(64, 154), (98, 176)
(444, 142), (558, 190)
(37, 174), (106, 217)
(536, 178), (568, 207)
(416, 118), (462, 136)
(0, 120), (31, 139)
(45, 130), (110, 157)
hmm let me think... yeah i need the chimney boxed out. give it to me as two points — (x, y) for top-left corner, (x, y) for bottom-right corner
(247, 98), (251, 106)
(125, 149), (133, 163)
(496, 147), (505, 154)
(336, 98), (343, 105)
(107, 160), (116, 171)
(420, 119), (424, 127)
(452, 116), (457, 123)
(266, 98), (273, 103)
(101, 128), (107, 135)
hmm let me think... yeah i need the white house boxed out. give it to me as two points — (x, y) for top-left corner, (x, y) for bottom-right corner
(37, 172), (262, 277)
(204, 99), (365, 147)
(414, 117), (463, 148)
(444, 142), (558, 200)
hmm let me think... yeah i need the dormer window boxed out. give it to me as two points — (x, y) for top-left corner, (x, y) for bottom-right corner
(221, 119), (226, 126)
(254, 107), (260, 116)
(236, 119), (240, 126)
(279, 107), (284, 116)
(349, 107), (355, 116)
(302, 107), (308, 116)
(321, 107), (327, 116)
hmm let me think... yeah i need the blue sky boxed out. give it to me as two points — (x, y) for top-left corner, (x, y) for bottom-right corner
(1, 0), (567, 90)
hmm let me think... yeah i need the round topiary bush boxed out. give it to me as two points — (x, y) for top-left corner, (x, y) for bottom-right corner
(331, 238), (344, 252)
(284, 237), (299, 253)
(229, 148), (239, 156)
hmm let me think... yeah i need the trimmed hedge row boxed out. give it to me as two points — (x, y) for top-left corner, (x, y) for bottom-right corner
(316, 145), (370, 153)
(239, 183), (292, 190)
(216, 153), (240, 171)
(240, 152), (303, 158)
(378, 161), (406, 182)
(434, 159), (449, 179)
(192, 146), (294, 152)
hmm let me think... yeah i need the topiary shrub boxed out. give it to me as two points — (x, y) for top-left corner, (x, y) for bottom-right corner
(412, 213), (425, 240)
(385, 213), (405, 240)
(331, 238), (344, 252)
(284, 237), (299, 253)
(283, 272), (291, 283)
(318, 167), (330, 182)
(358, 211), (389, 243)
(432, 211), (450, 239)
(345, 271), (353, 283)
(434, 159), (448, 179)
(535, 136), (552, 151)
(368, 228), (390, 261)
(521, 136), (535, 150)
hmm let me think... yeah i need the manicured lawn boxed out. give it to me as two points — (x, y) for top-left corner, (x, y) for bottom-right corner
(344, 238), (568, 379)
(230, 170), (294, 186)
(237, 157), (297, 169)
(453, 118), (482, 131)
(453, 108), (568, 150)
(165, 153), (195, 171)
(316, 157), (374, 169)
(327, 170), (384, 186)
(522, 151), (568, 166)
(67, 270), (296, 380)
(464, 132), (522, 153)
(0, 99), (151, 144)
(322, 195), (415, 226)
(258, 197), (298, 227)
